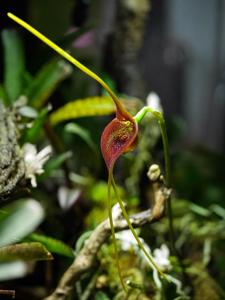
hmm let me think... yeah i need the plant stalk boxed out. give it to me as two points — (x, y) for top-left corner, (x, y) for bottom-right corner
(134, 107), (176, 255)
(108, 171), (127, 292)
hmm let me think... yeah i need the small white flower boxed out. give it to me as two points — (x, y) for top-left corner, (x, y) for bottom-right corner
(115, 229), (150, 254)
(116, 231), (171, 273)
(153, 244), (171, 271)
(146, 92), (163, 113)
(23, 143), (52, 187)
(116, 230), (138, 251)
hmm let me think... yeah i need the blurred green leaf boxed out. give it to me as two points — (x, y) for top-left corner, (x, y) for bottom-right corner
(189, 203), (211, 217)
(0, 242), (53, 262)
(25, 59), (72, 108)
(50, 96), (115, 125)
(28, 233), (74, 258)
(101, 73), (117, 97)
(43, 151), (72, 178)
(75, 231), (93, 254)
(0, 199), (44, 247)
(22, 106), (49, 143)
(0, 261), (27, 281)
(89, 181), (124, 205)
(89, 181), (108, 204)
(0, 85), (8, 106)
(65, 123), (96, 151)
(210, 205), (225, 219)
(95, 291), (110, 300)
(69, 172), (93, 186)
(2, 29), (25, 103)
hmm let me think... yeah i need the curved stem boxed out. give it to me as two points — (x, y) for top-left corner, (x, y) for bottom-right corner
(134, 107), (176, 255)
(134, 106), (170, 185)
(157, 117), (176, 256)
(157, 117), (171, 186)
(110, 176), (167, 280)
(108, 171), (127, 292)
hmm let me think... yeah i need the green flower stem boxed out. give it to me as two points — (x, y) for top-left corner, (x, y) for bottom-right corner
(134, 106), (170, 184)
(108, 171), (127, 292)
(134, 107), (176, 255)
(111, 176), (168, 280)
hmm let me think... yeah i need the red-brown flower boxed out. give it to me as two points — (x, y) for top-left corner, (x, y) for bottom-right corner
(100, 105), (138, 170)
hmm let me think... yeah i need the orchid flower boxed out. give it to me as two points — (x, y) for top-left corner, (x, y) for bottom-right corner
(7, 12), (171, 291)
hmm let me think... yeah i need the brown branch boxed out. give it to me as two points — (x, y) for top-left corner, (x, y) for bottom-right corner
(44, 165), (171, 300)
(0, 289), (15, 298)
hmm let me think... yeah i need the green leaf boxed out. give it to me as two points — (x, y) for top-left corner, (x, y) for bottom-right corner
(49, 96), (115, 125)
(0, 199), (44, 247)
(43, 151), (72, 178)
(101, 73), (116, 97)
(22, 106), (49, 143)
(0, 242), (53, 262)
(65, 123), (96, 151)
(0, 85), (8, 106)
(210, 204), (225, 219)
(25, 59), (72, 108)
(28, 233), (74, 258)
(189, 203), (211, 217)
(2, 29), (25, 103)
(95, 291), (110, 300)
(75, 231), (93, 254)
(89, 181), (124, 205)
(69, 172), (92, 186)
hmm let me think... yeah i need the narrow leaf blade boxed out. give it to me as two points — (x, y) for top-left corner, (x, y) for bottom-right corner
(29, 233), (74, 258)
(0, 242), (53, 262)
(65, 123), (96, 151)
(25, 59), (72, 108)
(2, 29), (25, 103)
(22, 106), (49, 143)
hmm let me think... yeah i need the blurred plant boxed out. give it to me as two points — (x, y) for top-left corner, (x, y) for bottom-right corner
(0, 26), (75, 285)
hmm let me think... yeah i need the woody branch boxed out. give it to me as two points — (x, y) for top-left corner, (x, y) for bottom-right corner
(44, 164), (171, 300)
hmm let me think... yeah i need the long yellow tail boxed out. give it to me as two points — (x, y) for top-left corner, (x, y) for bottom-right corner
(7, 12), (125, 114)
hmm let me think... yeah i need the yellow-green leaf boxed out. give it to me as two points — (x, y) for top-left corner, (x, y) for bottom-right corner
(49, 96), (142, 125)
(25, 59), (72, 108)
(49, 96), (116, 125)
(0, 242), (53, 262)
(2, 29), (25, 103)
